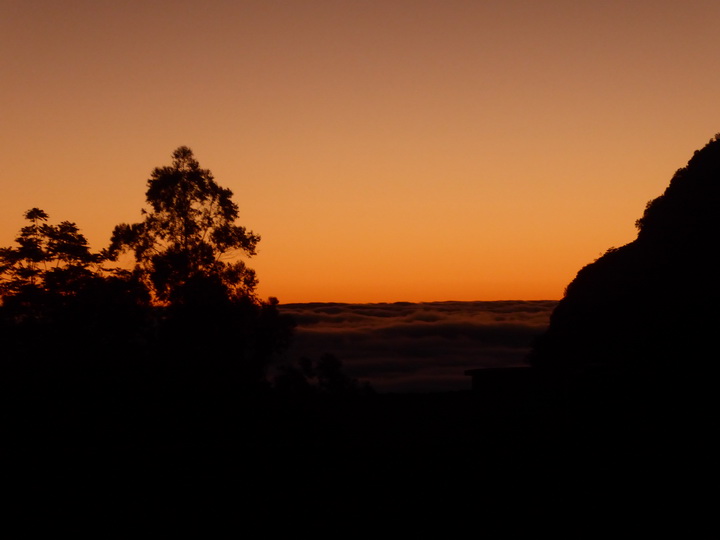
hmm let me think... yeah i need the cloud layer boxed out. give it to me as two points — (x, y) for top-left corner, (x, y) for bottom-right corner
(275, 301), (556, 393)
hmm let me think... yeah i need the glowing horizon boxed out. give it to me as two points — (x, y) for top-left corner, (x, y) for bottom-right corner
(3, 1), (719, 304)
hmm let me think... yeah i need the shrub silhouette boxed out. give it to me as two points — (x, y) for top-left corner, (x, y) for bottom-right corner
(273, 354), (374, 396)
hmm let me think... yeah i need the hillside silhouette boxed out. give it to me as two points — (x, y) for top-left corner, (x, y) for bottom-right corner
(531, 135), (720, 371)
(527, 135), (719, 472)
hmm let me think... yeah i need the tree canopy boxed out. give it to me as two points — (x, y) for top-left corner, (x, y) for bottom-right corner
(0, 147), (295, 395)
(0, 208), (100, 298)
(108, 146), (261, 305)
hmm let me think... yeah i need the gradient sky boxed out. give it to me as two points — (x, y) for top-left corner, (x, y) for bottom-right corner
(2, 0), (719, 303)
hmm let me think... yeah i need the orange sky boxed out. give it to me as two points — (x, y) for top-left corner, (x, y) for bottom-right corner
(2, 0), (719, 303)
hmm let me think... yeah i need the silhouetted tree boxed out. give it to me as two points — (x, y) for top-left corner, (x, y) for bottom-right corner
(1, 208), (99, 300)
(0, 209), (152, 445)
(0, 149), (296, 446)
(108, 146), (260, 305)
(0, 208), (148, 322)
(107, 147), (294, 393)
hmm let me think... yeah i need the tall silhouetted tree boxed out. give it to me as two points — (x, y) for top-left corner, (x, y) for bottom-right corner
(108, 147), (294, 391)
(108, 146), (260, 305)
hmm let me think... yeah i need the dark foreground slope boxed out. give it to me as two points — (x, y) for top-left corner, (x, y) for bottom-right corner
(2, 380), (701, 532)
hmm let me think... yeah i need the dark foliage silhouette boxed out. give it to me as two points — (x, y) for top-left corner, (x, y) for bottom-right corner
(0, 207), (149, 335)
(273, 353), (374, 396)
(1, 208), (106, 299)
(108, 146), (260, 305)
(0, 149), (296, 452)
(0, 209), (152, 448)
(103, 147), (295, 394)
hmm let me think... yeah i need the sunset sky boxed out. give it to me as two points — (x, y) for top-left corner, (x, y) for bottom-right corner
(2, 0), (719, 303)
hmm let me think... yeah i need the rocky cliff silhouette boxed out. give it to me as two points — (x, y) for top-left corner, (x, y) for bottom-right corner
(531, 134), (720, 375)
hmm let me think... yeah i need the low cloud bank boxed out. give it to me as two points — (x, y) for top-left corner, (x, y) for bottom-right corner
(275, 301), (557, 393)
